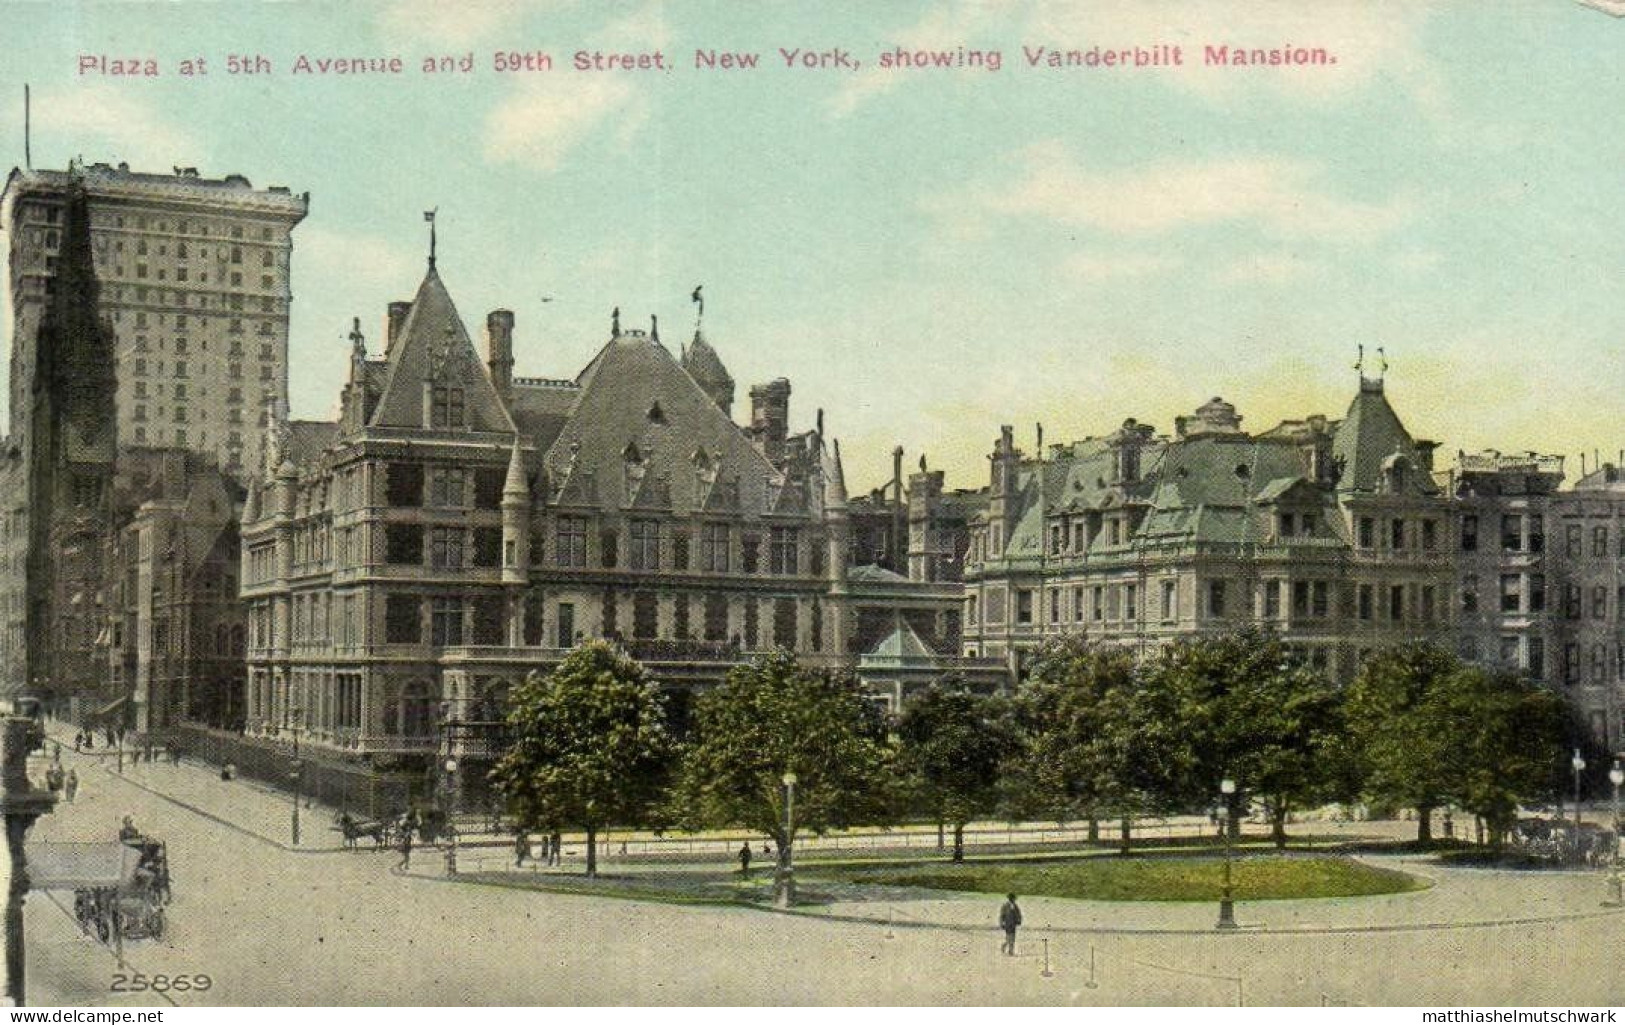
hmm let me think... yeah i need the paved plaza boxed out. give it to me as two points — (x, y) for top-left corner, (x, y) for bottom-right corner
(14, 739), (1625, 1007)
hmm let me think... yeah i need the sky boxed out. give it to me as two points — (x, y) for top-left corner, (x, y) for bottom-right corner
(2, 0), (1622, 491)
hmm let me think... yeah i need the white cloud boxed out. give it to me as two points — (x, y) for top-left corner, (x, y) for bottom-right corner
(480, 2), (666, 169)
(980, 142), (1417, 242)
(828, 0), (1019, 118)
(297, 225), (419, 296)
(375, 0), (542, 48)
(1063, 252), (1181, 281)
(27, 85), (200, 167)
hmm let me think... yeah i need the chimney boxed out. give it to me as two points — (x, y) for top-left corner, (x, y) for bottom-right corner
(386, 300), (412, 353)
(749, 378), (792, 466)
(486, 309), (515, 401)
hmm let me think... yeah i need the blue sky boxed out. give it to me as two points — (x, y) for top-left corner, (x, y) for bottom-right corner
(3, 1), (1622, 489)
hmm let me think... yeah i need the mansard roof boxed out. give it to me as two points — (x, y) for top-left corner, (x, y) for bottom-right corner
(367, 266), (516, 433)
(1331, 378), (1437, 496)
(536, 328), (787, 515)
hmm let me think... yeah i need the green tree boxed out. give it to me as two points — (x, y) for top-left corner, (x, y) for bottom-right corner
(896, 681), (1017, 861)
(1137, 628), (1348, 846)
(489, 641), (672, 877)
(1345, 643), (1468, 842)
(1000, 636), (1152, 852)
(1442, 667), (1566, 848)
(671, 652), (896, 900)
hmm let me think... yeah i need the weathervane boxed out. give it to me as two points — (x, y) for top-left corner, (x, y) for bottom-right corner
(424, 207), (438, 268)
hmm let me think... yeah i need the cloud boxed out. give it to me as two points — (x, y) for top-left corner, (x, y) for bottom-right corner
(1063, 252), (1182, 281)
(1217, 252), (1321, 284)
(828, 0), (1018, 117)
(375, 0), (541, 48)
(978, 143), (1417, 242)
(480, 2), (667, 169)
(297, 225), (419, 296)
(25, 85), (200, 167)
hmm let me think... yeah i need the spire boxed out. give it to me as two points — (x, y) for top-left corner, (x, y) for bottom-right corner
(611, 306), (621, 338)
(424, 208), (438, 269)
(650, 314), (659, 343)
(503, 435), (527, 499)
(349, 316), (366, 361)
(825, 438), (849, 507)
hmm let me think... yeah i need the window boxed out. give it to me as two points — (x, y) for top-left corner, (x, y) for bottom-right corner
(1566, 524), (1582, 558)
(773, 598), (797, 649)
(1358, 517), (1375, 549)
(769, 527), (799, 574)
(704, 595), (728, 641)
(386, 462), (424, 506)
(1461, 575), (1478, 613)
(473, 467), (505, 509)
(1421, 585), (1436, 622)
(1208, 580), (1227, 618)
(1358, 584), (1374, 621)
(1503, 515), (1524, 552)
(1531, 575), (1546, 613)
(1291, 580), (1309, 618)
(1461, 515), (1478, 551)
(1528, 637), (1545, 680)
(1016, 590), (1034, 625)
(1390, 518), (1406, 550)
(743, 598), (759, 648)
(556, 517), (586, 567)
(1092, 586), (1104, 621)
(473, 595), (505, 645)
(1161, 580), (1177, 621)
(473, 527), (502, 568)
(429, 466), (465, 507)
(600, 529), (619, 569)
(1278, 513), (1295, 539)
(629, 520), (661, 571)
(633, 592), (658, 639)
(385, 595), (420, 643)
(1592, 585), (1608, 619)
(1529, 517), (1545, 553)
(967, 595), (979, 626)
(1422, 519), (1438, 550)
(1594, 526), (1610, 558)
(430, 598), (464, 646)
(1500, 574), (1521, 613)
(1124, 583), (1137, 621)
(386, 524), (424, 565)
(1564, 643), (1580, 684)
(1312, 581), (1329, 619)
(702, 524), (730, 572)
(557, 603), (576, 647)
(1565, 583), (1582, 619)
(430, 386), (465, 428)
(1389, 585), (1404, 621)
(742, 534), (760, 574)
(672, 532), (690, 571)
(429, 527), (462, 569)
(1048, 590), (1061, 624)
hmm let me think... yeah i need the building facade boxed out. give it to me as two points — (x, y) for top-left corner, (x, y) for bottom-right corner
(961, 378), (1457, 682)
(5, 161), (308, 477)
(239, 257), (968, 792)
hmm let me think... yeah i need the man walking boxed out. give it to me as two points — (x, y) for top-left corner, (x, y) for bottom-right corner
(64, 769), (78, 803)
(999, 893), (1022, 956)
(514, 829), (531, 868)
(738, 842), (752, 877)
(397, 820), (414, 871)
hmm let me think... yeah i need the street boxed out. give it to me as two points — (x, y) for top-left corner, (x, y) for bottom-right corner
(15, 742), (1625, 1006)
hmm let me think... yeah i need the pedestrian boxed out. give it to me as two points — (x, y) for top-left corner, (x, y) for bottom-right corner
(738, 842), (752, 877)
(119, 816), (141, 843)
(73, 731), (83, 752)
(514, 829), (531, 868)
(398, 821), (414, 870)
(999, 893), (1022, 956)
(45, 764), (63, 796)
(64, 769), (78, 803)
(550, 831), (561, 866)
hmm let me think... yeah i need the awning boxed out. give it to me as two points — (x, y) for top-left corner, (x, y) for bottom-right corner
(94, 696), (129, 717)
(25, 842), (138, 891)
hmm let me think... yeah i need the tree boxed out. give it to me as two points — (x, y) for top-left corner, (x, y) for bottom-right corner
(1441, 667), (1565, 848)
(489, 641), (672, 877)
(1001, 635), (1149, 853)
(1137, 628), (1348, 846)
(671, 652), (896, 900)
(1345, 643), (1472, 842)
(896, 681), (1017, 861)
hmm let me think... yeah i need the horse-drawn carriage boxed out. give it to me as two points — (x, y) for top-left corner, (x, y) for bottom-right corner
(28, 836), (169, 949)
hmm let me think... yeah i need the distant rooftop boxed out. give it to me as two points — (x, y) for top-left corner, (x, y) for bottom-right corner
(6, 162), (308, 216)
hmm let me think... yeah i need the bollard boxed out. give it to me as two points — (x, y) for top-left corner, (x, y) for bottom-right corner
(1084, 944), (1098, 989)
(1041, 938), (1053, 978)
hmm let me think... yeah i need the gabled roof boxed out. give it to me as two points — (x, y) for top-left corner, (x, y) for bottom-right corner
(864, 615), (939, 661)
(367, 266), (516, 433)
(536, 329), (782, 514)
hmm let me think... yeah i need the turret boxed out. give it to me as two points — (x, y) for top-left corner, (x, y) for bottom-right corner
(501, 438), (529, 585)
(486, 310), (514, 403)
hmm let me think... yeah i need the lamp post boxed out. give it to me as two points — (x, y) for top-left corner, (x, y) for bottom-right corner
(1216, 777), (1238, 930)
(289, 706), (303, 847)
(1605, 761), (1623, 908)
(442, 756), (458, 876)
(778, 771), (797, 909)
(1571, 749), (1586, 862)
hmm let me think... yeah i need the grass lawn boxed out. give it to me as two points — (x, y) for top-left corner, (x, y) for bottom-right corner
(823, 854), (1428, 902)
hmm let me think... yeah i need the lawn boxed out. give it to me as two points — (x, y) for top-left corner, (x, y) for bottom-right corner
(825, 854), (1427, 902)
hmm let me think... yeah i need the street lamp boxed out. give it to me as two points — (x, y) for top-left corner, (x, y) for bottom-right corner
(289, 706), (303, 847)
(778, 771), (797, 909)
(442, 757), (458, 876)
(1571, 749), (1586, 862)
(1216, 777), (1238, 930)
(1604, 761), (1623, 908)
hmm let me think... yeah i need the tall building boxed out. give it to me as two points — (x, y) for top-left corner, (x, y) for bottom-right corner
(236, 255), (966, 804)
(1446, 452), (1625, 749)
(960, 376), (1457, 681)
(5, 161), (308, 476)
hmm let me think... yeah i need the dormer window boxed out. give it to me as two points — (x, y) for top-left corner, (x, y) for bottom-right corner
(430, 385), (465, 428)
(647, 401), (665, 424)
